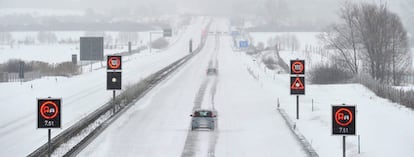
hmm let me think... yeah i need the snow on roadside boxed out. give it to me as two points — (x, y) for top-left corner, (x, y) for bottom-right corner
(238, 47), (414, 157)
(0, 17), (208, 156)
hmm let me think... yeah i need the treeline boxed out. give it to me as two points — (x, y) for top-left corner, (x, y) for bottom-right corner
(0, 59), (79, 77)
(0, 31), (141, 45)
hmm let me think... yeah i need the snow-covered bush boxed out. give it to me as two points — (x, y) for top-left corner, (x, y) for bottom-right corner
(151, 37), (169, 49)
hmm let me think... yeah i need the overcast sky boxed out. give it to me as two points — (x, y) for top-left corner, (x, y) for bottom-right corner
(0, 0), (409, 18)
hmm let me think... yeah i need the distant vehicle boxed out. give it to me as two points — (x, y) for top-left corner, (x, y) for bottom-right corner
(246, 47), (257, 55)
(190, 109), (217, 131)
(207, 68), (218, 75)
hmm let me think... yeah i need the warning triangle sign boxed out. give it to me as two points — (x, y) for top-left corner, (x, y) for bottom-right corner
(291, 77), (305, 90)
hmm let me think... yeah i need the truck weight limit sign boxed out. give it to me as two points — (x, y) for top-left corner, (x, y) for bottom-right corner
(290, 60), (305, 75)
(107, 56), (122, 70)
(332, 105), (356, 135)
(38, 98), (61, 128)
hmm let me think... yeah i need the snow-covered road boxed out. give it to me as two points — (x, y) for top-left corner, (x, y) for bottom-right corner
(79, 18), (306, 157)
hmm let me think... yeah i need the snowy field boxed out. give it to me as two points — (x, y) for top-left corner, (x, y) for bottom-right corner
(0, 31), (163, 63)
(0, 16), (209, 156)
(238, 41), (414, 157)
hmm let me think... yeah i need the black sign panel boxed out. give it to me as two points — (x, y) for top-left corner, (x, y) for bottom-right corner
(107, 72), (122, 90)
(163, 29), (172, 37)
(72, 54), (77, 65)
(290, 76), (305, 95)
(38, 98), (61, 128)
(290, 60), (305, 75)
(107, 56), (122, 70)
(80, 37), (104, 61)
(332, 105), (356, 135)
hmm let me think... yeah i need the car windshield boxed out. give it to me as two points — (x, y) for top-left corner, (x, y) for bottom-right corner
(194, 111), (212, 117)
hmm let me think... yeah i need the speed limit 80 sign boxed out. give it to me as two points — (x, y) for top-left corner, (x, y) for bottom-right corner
(38, 98), (61, 128)
(332, 105), (356, 135)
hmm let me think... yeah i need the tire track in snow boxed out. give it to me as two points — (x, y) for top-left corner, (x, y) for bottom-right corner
(181, 79), (209, 157)
(181, 32), (221, 157)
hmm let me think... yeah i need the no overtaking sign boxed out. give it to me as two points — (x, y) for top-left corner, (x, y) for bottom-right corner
(332, 105), (356, 135)
(38, 98), (61, 128)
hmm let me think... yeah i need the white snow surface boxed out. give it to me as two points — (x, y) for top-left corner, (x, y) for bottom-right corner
(0, 31), (157, 64)
(0, 16), (209, 156)
(240, 45), (414, 157)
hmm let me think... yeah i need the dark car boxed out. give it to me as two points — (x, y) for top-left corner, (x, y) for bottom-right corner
(190, 109), (217, 131)
(206, 68), (218, 75)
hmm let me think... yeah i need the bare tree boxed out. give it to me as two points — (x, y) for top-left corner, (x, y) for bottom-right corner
(0, 32), (13, 45)
(319, 2), (411, 85)
(318, 2), (360, 74)
(354, 3), (411, 85)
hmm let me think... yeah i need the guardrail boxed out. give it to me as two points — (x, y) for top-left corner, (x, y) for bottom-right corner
(28, 22), (211, 157)
(277, 108), (319, 157)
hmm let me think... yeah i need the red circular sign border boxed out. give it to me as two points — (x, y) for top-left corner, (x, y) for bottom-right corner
(40, 101), (59, 120)
(291, 61), (304, 74)
(335, 108), (353, 127)
(108, 57), (121, 69)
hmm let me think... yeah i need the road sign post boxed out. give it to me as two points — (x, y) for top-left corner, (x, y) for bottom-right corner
(37, 98), (61, 157)
(343, 136), (346, 157)
(296, 95), (299, 119)
(128, 41), (132, 54)
(107, 56), (122, 114)
(332, 105), (356, 157)
(290, 59), (305, 120)
(189, 39), (193, 53)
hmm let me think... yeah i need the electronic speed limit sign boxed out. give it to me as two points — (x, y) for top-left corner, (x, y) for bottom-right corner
(332, 105), (356, 135)
(38, 98), (61, 128)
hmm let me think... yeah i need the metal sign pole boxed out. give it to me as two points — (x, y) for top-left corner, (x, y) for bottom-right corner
(113, 90), (116, 114)
(358, 135), (361, 154)
(296, 95), (299, 119)
(48, 129), (51, 157)
(343, 136), (346, 157)
(149, 32), (152, 53)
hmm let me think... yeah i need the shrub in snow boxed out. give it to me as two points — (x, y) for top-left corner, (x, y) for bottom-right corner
(151, 37), (169, 49)
(310, 64), (352, 84)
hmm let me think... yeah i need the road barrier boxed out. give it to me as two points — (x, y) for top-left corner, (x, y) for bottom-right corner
(277, 108), (319, 157)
